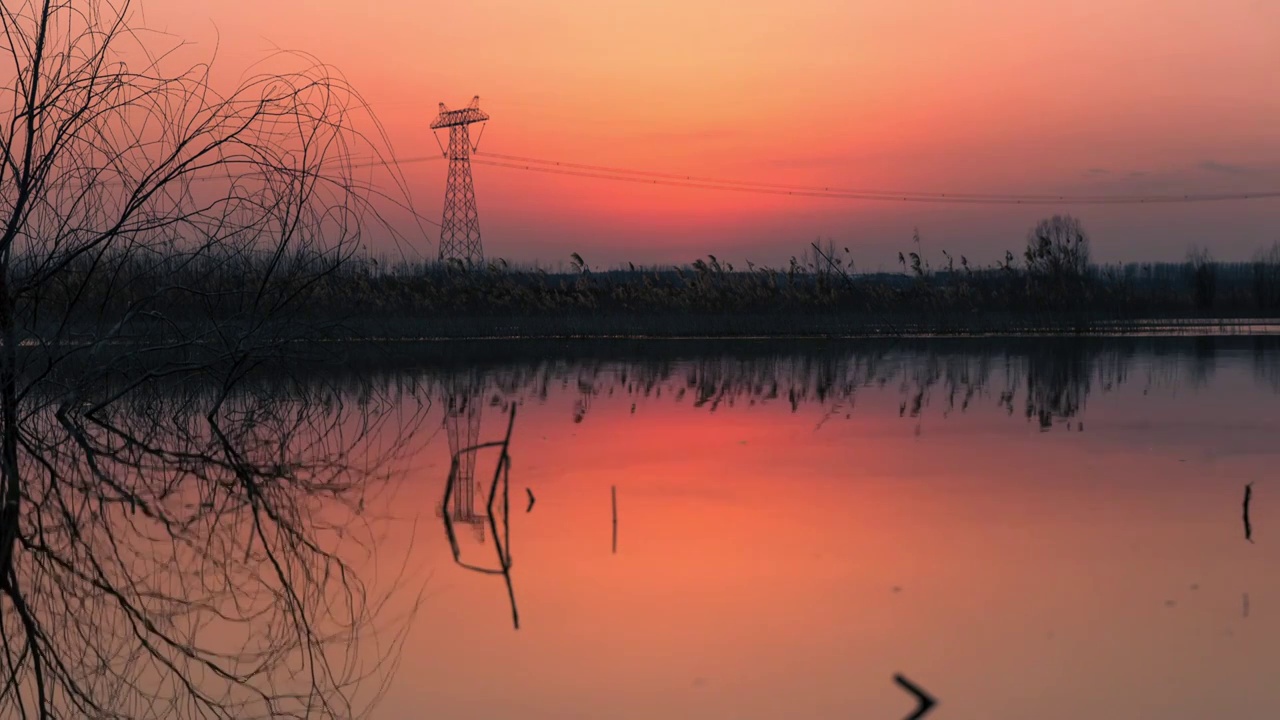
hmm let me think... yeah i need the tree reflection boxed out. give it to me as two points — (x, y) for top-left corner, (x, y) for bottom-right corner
(374, 337), (1267, 432)
(1023, 344), (1091, 429)
(5, 369), (427, 718)
(1252, 338), (1280, 392)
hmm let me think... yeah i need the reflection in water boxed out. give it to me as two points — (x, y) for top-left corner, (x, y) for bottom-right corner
(440, 377), (487, 540)
(372, 336), (1280, 720)
(346, 337), (1279, 429)
(440, 405), (519, 630)
(4, 371), (427, 718)
(1255, 340), (1280, 391)
(45, 339), (1271, 716)
(1021, 344), (1091, 429)
(320, 336), (1280, 405)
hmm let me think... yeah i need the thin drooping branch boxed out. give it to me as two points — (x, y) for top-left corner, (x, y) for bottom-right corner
(0, 1), (427, 717)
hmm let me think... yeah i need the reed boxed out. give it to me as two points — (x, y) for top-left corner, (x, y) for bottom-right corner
(18, 239), (1280, 340)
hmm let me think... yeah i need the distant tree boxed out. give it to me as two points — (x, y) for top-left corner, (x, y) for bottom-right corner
(1024, 215), (1091, 279)
(1185, 245), (1217, 311)
(1023, 215), (1091, 303)
(1252, 242), (1280, 311)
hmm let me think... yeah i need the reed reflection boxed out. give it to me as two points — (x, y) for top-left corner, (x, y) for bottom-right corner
(395, 336), (1280, 720)
(400, 337), (1267, 430)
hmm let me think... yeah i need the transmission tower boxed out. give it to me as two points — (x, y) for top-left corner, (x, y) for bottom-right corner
(432, 96), (489, 265)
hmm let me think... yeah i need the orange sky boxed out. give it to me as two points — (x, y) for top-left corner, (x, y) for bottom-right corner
(147, 0), (1280, 266)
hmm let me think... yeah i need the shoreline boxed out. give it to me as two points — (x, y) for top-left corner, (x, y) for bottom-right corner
(316, 315), (1280, 342)
(17, 316), (1280, 347)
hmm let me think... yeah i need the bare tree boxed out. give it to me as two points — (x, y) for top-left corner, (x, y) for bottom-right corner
(0, 1), (425, 717)
(1023, 214), (1091, 285)
(1185, 245), (1217, 311)
(1252, 241), (1280, 312)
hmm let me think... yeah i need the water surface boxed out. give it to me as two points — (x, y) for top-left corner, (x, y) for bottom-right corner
(374, 338), (1280, 719)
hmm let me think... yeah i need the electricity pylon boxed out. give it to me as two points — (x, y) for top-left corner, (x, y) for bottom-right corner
(431, 96), (488, 265)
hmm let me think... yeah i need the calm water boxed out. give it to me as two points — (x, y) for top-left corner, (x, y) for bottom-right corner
(366, 338), (1280, 719)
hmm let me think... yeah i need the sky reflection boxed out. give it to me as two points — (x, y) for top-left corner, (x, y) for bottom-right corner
(370, 338), (1280, 719)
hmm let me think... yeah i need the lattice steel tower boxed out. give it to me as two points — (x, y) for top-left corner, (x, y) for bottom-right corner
(431, 96), (489, 265)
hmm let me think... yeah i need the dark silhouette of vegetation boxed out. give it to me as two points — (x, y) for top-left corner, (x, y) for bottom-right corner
(0, 1), (422, 717)
(1018, 214), (1093, 317)
(293, 234), (1280, 338)
(1186, 246), (1218, 311)
(122, 216), (1274, 339)
(303, 335), (1279, 432)
(23, 209), (1280, 340)
(1024, 214), (1091, 294)
(1253, 243), (1280, 313)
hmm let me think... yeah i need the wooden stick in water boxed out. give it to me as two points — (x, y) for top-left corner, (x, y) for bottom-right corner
(612, 485), (618, 554)
(1243, 482), (1254, 543)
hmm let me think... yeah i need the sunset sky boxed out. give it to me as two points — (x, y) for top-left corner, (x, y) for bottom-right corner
(149, 0), (1280, 267)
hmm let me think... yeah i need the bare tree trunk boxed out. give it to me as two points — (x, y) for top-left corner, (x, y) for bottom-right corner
(0, 270), (19, 584)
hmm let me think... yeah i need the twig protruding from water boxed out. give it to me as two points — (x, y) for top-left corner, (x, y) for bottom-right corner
(893, 673), (937, 719)
(1243, 482), (1254, 543)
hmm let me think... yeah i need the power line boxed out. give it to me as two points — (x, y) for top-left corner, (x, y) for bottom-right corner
(476, 150), (1060, 199)
(471, 157), (1280, 205)
(347, 154), (445, 170)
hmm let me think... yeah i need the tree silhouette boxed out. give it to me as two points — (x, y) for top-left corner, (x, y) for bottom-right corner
(1185, 245), (1217, 312)
(0, 1), (423, 716)
(1023, 214), (1092, 303)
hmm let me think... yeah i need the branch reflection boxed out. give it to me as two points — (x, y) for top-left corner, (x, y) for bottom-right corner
(439, 401), (519, 630)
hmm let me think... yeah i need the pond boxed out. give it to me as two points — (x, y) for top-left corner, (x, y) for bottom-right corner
(368, 337), (1280, 719)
